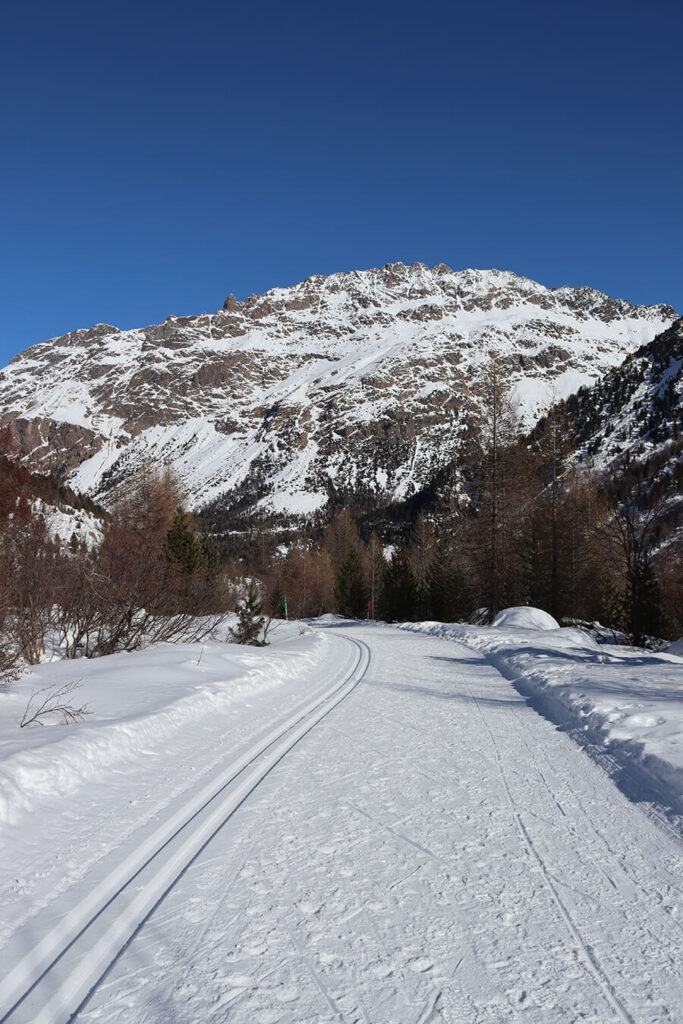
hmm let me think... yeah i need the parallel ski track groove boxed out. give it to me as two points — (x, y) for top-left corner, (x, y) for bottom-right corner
(0, 635), (370, 1024)
(458, 664), (636, 1024)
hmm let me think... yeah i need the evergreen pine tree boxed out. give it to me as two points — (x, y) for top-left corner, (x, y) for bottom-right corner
(198, 528), (220, 575)
(268, 572), (287, 619)
(334, 548), (367, 618)
(367, 532), (386, 620)
(382, 547), (418, 622)
(165, 506), (202, 576)
(426, 539), (470, 622)
(229, 578), (267, 645)
(408, 513), (436, 620)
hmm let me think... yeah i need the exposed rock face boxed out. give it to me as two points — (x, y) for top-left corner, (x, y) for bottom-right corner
(0, 416), (104, 478)
(559, 316), (683, 480)
(0, 263), (676, 526)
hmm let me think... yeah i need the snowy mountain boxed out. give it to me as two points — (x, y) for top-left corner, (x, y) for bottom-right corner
(562, 316), (682, 468)
(0, 263), (676, 526)
(533, 316), (683, 517)
(0, 450), (104, 548)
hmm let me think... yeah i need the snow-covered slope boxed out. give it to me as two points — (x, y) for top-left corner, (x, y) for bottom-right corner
(0, 264), (676, 524)
(560, 316), (683, 476)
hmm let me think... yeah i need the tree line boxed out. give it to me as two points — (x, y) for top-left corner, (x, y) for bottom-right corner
(246, 362), (681, 645)
(0, 456), (231, 677)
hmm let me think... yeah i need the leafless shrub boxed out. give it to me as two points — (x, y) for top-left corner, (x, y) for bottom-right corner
(19, 680), (91, 727)
(261, 615), (282, 644)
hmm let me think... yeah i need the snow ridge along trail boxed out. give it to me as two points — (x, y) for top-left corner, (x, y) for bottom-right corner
(0, 636), (370, 1024)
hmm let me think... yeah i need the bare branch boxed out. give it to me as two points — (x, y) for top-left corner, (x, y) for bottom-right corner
(19, 680), (91, 728)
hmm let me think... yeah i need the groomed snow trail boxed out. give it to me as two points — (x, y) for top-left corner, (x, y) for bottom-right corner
(0, 636), (368, 1023)
(8, 625), (683, 1023)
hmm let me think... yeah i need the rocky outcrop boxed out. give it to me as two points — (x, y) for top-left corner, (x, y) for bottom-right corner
(0, 415), (104, 477)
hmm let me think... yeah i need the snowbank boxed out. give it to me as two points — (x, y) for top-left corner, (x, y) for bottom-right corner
(492, 606), (559, 631)
(0, 623), (328, 825)
(401, 611), (683, 815)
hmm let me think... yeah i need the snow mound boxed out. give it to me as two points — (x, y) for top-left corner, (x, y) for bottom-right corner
(667, 637), (683, 657)
(492, 606), (560, 631)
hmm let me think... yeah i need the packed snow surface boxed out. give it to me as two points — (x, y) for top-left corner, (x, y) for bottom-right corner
(0, 621), (324, 826)
(1, 620), (681, 1023)
(668, 636), (683, 656)
(404, 614), (683, 813)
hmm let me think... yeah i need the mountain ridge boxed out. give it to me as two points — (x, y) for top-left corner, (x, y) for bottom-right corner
(0, 263), (677, 528)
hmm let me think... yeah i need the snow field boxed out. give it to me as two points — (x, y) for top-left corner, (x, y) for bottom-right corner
(402, 612), (683, 820)
(1, 618), (681, 1022)
(77, 624), (682, 1023)
(0, 624), (329, 827)
(0, 635), (369, 1024)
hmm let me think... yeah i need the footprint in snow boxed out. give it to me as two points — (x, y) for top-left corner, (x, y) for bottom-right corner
(298, 900), (322, 915)
(223, 973), (253, 987)
(275, 985), (299, 1003)
(408, 956), (434, 973)
(371, 963), (394, 978)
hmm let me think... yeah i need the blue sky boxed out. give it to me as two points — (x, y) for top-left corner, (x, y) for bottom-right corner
(1, 0), (681, 363)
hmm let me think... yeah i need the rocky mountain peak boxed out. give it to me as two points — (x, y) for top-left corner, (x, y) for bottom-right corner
(0, 266), (677, 527)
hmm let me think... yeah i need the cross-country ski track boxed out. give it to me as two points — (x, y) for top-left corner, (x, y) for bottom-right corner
(1, 623), (681, 1023)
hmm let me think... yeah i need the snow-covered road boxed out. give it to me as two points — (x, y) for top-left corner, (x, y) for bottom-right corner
(3, 624), (682, 1023)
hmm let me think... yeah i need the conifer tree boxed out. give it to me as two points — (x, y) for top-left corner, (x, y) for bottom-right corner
(335, 548), (367, 618)
(382, 547), (418, 622)
(408, 513), (436, 619)
(166, 506), (202, 576)
(531, 398), (573, 619)
(603, 487), (667, 645)
(367, 531), (386, 620)
(426, 538), (471, 622)
(466, 358), (522, 620)
(323, 508), (363, 573)
(229, 578), (267, 645)
(198, 528), (220, 575)
(268, 571), (287, 619)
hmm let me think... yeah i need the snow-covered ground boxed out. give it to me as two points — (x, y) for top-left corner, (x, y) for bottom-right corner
(1, 618), (681, 1023)
(402, 609), (683, 818)
(0, 620), (324, 826)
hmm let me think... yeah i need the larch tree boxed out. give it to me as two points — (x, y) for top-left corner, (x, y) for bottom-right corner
(468, 357), (522, 621)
